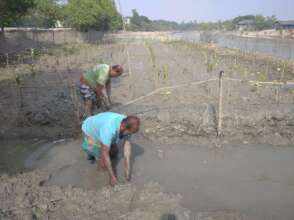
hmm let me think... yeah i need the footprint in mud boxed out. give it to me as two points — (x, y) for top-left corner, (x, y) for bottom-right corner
(161, 214), (177, 220)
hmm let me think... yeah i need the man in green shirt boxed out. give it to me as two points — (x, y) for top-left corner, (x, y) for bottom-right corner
(79, 64), (123, 116)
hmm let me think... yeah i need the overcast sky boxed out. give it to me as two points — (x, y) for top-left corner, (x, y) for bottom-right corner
(117, 0), (294, 22)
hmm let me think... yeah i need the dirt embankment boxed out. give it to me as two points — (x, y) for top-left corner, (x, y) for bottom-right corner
(0, 171), (190, 220)
(0, 43), (125, 139)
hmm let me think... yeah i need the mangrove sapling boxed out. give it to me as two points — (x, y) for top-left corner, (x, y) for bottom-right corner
(275, 87), (280, 104)
(279, 61), (286, 83)
(203, 51), (214, 73)
(266, 58), (271, 79)
(29, 64), (36, 77)
(238, 66), (248, 81)
(157, 64), (169, 82)
(13, 69), (25, 125)
(217, 71), (224, 137)
(257, 72), (268, 82)
(145, 41), (156, 69)
(162, 64), (169, 81)
(145, 41), (158, 89)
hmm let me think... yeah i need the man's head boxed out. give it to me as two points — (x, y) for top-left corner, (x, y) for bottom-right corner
(120, 116), (140, 137)
(110, 65), (123, 77)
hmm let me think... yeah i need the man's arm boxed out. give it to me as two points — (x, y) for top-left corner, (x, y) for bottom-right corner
(95, 84), (104, 97)
(105, 79), (112, 105)
(123, 140), (132, 181)
(101, 143), (117, 186)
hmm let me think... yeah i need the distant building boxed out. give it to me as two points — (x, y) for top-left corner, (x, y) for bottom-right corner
(237, 19), (256, 31)
(275, 20), (294, 30)
(124, 17), (131, 25)
(55, 20), (63, 28)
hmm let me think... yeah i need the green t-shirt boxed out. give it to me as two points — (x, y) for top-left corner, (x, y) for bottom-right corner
(84, 64), (110, 88)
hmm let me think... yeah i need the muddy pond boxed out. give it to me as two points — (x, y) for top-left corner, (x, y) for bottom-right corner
(1, 137), (293, 220)
(1, 40), (294, 219)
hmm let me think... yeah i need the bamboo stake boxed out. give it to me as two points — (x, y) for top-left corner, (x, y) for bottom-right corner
(275, 87), (280, 103)
(6, 53), (9, 67)
(64, 56), (80, 129)
(217, 70), (224, 137)
(31, 48), (34, 64)
(117, 0), (134, 99)
(126, 47), (134, 99)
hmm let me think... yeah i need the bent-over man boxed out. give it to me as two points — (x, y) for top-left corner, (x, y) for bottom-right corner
(81, 112), (140, 186)
(79, 64), (123, 116)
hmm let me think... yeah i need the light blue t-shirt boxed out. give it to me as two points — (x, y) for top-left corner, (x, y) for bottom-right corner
(82, 112), (127, 147)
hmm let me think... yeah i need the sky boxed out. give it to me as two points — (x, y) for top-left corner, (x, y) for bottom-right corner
(117, 0), (294, 22)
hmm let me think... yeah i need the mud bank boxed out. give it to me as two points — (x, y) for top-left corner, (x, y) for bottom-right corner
(0, 171), (189, 220)
(0, 43), (124, 139)
(140, 104), (294, 145)
(1, 41), (293, 142)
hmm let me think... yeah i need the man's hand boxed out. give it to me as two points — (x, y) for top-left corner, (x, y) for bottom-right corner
(101, 144), (117, 186)
(110, 175), (118, 186)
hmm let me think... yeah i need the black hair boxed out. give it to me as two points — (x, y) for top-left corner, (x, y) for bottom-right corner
(112, 65), (123, 73)
(122, 116), (140, 130)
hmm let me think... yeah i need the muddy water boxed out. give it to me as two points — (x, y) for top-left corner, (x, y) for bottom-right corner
(132, 139), (294, 220)
(172, 31), (294, 60)
(2, 138), (294, 219)
(0, 139), (47, 174)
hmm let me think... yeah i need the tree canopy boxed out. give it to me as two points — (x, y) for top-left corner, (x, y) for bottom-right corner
(62, 0), (122, 31)
(127, 9), (198, 31)
(231, 14), (276, 30)
(4, 0), (122, 31)
(15, 0), (62, 28)
(0, 0), (35, 31)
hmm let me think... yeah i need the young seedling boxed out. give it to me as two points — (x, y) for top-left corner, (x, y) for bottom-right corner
(29, 64), (36, 77)
(257, 72), (268, 82)
(162, 64), (169, 81)
(145, 41), (156, 69)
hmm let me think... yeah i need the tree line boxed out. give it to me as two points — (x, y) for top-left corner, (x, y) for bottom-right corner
(197, 15), (277, 31)
(127, 10), (277, 32)
(126, 9), (198, 31)
(0, 0), (278, 34)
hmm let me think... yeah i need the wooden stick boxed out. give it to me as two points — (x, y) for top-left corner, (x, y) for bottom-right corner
(224, 77), (294, 85)
(30, 48), (34, 63)
(6, 53), (9, 67)
(217, 71), (224, 137)
(126, 46), (134, 99)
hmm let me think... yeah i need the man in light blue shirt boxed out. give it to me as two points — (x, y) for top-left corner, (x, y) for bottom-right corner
(82, 112), (140, 186)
